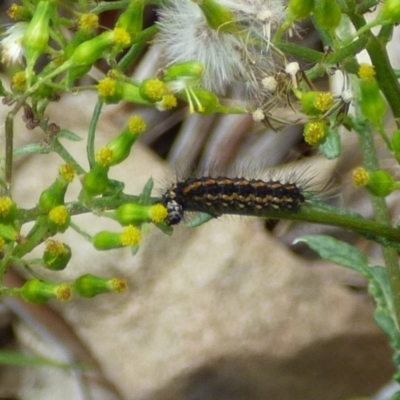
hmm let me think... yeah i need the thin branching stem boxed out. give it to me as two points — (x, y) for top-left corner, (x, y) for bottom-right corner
(352, 117), (400, 325)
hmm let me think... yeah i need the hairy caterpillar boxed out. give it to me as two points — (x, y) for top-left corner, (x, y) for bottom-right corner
(162, 175), (307, 226)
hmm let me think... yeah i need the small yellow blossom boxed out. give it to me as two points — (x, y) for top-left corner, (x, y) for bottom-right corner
(79, 13), (99, 31)
(303, 121), (327, 146)
(98, 77), (117, 97)
(109, 278), (128, 293)
(43, 240), (71, 270)
(55, 284), (73, 301)
(149, 204), (168, 224)
(49, 205), (69, 226)
(96, 147), (114, 167)
(59, 164), (75, 183)
(358, 63), (376, 81)
(120, 225), (141, 246)
(113, 27), (131, 46)
(141, 79), (167, 101)
(45, 239), (65, 256)
(352, 167), (370, 188)
(159, 94), (178, 110)
(314, 92), (333, 112)
(7, 4), (25, 20)
(11, 71), (26, 91)
(128, 115), (147, 134)
(0, 197), (13, 217)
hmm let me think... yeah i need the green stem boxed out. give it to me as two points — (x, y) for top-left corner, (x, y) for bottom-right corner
(353, 117), (400, 327)
(325, 37), (368, 65)
(378, 24), (393, 44)
(118, 25), (159, 72)
(70, 221), (92, 242)
(17, 194), (141, 223)
(356, 0), (379, 14)
(13, 219), (49, 258)
(91, 0), (129, 14)
(275, 40), (323, 63)
(18, 196), (400, 244)
(347, 12), (400, 126)
(276, 36), (367, 80)
(5, 113), (14, 193)
(367, 43), (400, 127)
(87, 99), (103, 169)
(51, 139), (85, 175)
(182, 203), (400, 245)
(0, 243), (15, 282)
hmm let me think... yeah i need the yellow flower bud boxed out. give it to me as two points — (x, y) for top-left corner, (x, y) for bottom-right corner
(140, 78), (168, 102)
(0, 196), (18, 224)
(352, 167), (370, 188)
(22, 0), (55, 84)
(79, 13), (99, 32)
(48, 205), (70, 232)
(74, 274), (128, 298)
(96, 147), (114, 167)
(11, 71), (26, 92)
(120, 225), (141, 246)
(115, 0), (145, 39)
(303, 121), (327, 146)
(116, 203), (167, 225)
(104, 116), (146, 166)
(59, 164), (75, 183)
(358, 64), (386, 130)
(20, 280), (72, 304)
(301, 91), (333, 116)
(43, 240), (72, 271)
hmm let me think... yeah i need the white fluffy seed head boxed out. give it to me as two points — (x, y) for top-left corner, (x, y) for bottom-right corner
(252, 108), (265, 121)
(285, 62), (300, 76)
(0, 22), (27, 65)
(341, 89), (353, 103)
(261, 76), (278, 92)
(157, 0), (287, 96)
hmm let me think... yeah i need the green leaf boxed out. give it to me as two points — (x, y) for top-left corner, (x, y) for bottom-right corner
(130, 244), (140, 256)
(370, 265), (393, 306)
(58, 129), (82, 141)
(139, 177), (154, 205)
(105, 179), (125, 196)
(155, 222), (173, 236)
(14, 143), (51, 157)
(367, 266), (400, 349)
(390, 391), (400, 400)
(319, 128), (341, 159)
(374, 308), (398, 341)
(294, 235), (371, 276)
(374, 308), (400, 349)
(0, 350), (85, 370)
(185, 212), (215, 228)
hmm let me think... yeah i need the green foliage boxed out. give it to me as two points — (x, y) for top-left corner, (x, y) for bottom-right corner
(298, 235), (400, 385)
(2, 0), (400, 394)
